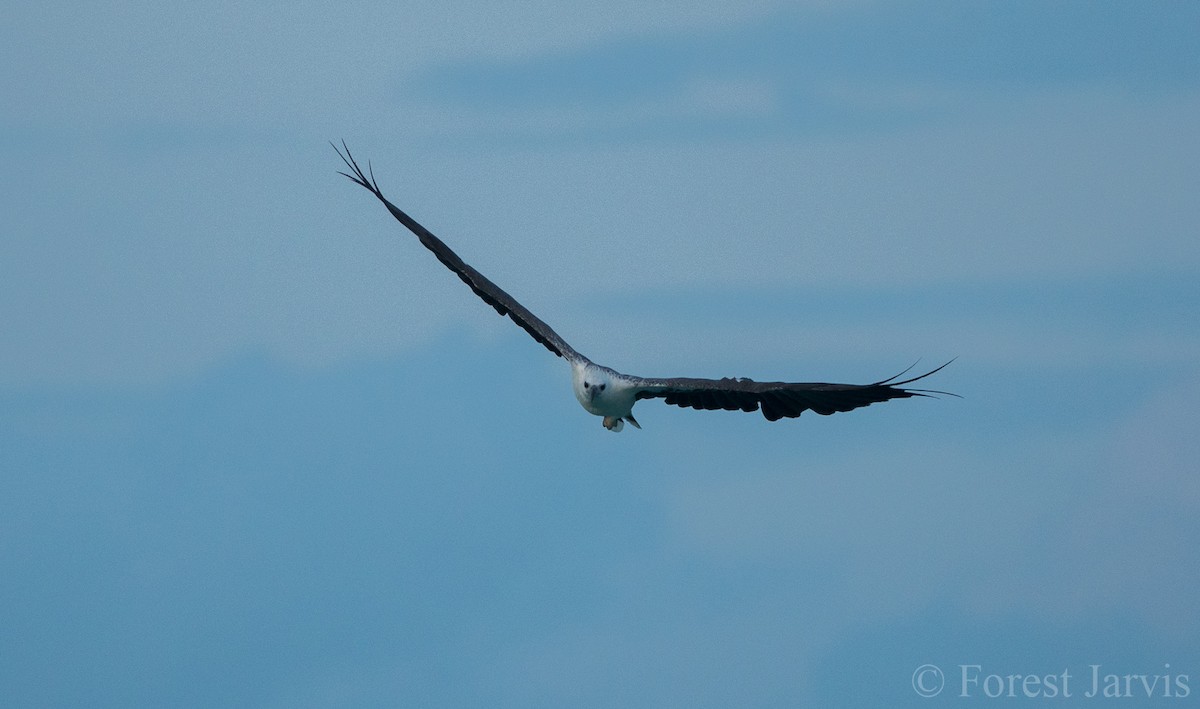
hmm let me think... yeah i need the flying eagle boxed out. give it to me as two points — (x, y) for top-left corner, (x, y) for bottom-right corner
(334, 143), (951, 432)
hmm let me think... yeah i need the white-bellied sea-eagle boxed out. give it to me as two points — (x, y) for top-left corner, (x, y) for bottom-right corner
(335, 142), (952, 432)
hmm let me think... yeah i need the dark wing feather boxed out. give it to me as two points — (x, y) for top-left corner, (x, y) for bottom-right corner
(333, 142), (584, 362)
(632, 361), (954, 421)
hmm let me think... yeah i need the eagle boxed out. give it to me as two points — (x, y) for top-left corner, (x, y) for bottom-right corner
(334, 142), (952, 432)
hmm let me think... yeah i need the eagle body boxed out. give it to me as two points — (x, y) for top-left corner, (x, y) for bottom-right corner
(572, 362), (641, 431)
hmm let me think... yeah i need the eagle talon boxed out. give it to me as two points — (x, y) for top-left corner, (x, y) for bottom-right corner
(602, 416), (625, 432)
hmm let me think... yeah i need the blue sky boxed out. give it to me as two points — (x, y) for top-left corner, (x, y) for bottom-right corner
(2, 1), (1199, 706)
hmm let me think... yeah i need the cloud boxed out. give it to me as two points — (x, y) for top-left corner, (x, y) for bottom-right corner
(402, 1), (1200, 141)
(0, 1), (789, 131)
(4, 0), (1198, 388)
(964, 377), (1200, 636)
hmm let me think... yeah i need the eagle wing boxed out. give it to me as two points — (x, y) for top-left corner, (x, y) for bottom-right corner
(629, 361), (954, 421)
(334, 142), (586, 363)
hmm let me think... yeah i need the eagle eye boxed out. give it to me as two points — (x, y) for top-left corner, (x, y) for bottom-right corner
(583, 382), (590, 389)
(599, 384), (606, 391)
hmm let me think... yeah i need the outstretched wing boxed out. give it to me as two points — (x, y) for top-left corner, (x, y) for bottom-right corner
(334, 142), (585, 363)
(630, 361), (954, 421)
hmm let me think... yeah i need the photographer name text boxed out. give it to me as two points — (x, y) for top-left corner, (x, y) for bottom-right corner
(912, 663), (1190, 699)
